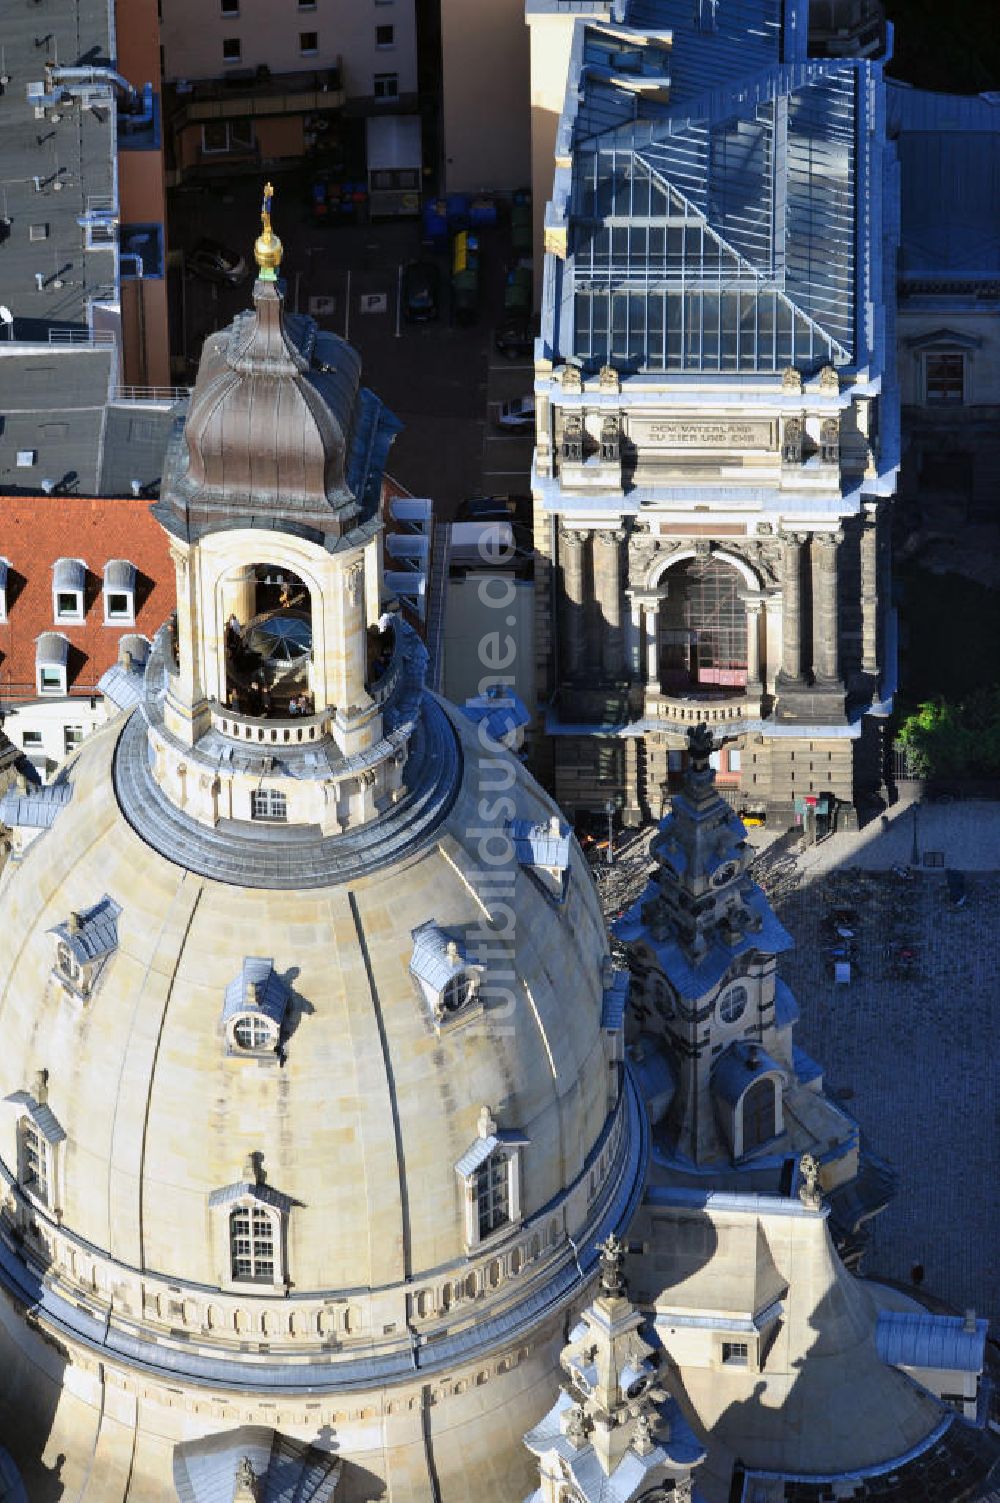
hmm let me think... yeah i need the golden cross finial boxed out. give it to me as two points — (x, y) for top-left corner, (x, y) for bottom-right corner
(254, 180), (283, 278)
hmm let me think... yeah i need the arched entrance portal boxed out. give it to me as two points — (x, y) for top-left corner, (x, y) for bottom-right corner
(223, 563), (314, 717)
(658, 557), (747, 693)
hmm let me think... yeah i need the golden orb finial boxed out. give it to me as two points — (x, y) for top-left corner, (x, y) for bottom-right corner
(254, 180), (283, 279)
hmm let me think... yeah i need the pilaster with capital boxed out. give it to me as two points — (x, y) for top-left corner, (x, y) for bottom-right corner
(744, 596), (764, 690)
(593, 528), (626, 677)
(559, 526), (590, 675)
(812, 531), (843, 686)
(861, 509), (880, 678)
(777, 533), (806, 686)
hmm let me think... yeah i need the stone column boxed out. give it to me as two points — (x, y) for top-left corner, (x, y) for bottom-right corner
(644, 604), (659, 687)
(861, 509), (879, 677)
(744, 598), (763, 690)
(593, 528), (625, 678)
(812, 531), (843, 685)
(559, 527), (589, 677)
(778, 533), (806, 685)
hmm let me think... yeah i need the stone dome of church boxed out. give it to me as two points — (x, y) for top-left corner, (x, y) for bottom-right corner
(0, 703), (617, 1308)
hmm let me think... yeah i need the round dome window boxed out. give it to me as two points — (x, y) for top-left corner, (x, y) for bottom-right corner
(718, 984), (748, 1024)
(440, 973), (475, 1014)
(233, 1015), (275, 1051)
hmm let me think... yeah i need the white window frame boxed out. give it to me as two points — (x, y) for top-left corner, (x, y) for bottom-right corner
(52, 560), (86, 624)
(222, 36), (242, 63)
(17, 1115), (51, 1207)
(103, 561), (136, 626)
(63, 724), (85, 756)
(375, 22), (395, 47)
(299, 29), (319, 55)
(455, 1114), (528, 1253)
(251, 787), (288, 823)
(228, 1201), (280, 1284)
(373, 71), (399, 100)
(37, 660), (68, 696)
(227, 1010), (279, 1056)
(212, 1186), (288, 1294)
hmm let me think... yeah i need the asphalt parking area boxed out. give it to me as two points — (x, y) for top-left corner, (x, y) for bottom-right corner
(167, 169), (531, 521)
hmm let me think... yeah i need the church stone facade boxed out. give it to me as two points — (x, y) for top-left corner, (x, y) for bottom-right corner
(530, 0), (899, 826)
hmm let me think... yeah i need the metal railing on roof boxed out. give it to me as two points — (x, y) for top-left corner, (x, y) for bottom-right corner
(47, 328), (117, 347)
(113, 384), (191, 403)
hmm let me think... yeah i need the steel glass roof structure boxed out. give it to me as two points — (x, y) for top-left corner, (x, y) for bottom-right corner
(546, 1), (891, 379)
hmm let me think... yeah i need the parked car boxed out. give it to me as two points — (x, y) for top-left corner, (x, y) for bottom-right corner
(458, 496), (517, 523)
(494, 396), (535, 433)
(495, 317), (535, 360)
(186, 239), (250, 286)
(402, 260), (441, 322)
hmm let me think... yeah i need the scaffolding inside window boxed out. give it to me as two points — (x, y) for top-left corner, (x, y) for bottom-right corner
(659, 558), (748, 690)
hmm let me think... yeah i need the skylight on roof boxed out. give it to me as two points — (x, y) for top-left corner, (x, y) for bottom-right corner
(16, 450), (36, 468)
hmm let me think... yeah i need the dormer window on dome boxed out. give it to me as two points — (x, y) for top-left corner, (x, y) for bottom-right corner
(410, 922), (483, 1028)
(3, 1070), (66, 1216)
(454, 1106), (529, 1252)
(508, 815), (572, 902)
(48, 896), (121, 1002)
(52, 557), (86, 623)
(103, 559), (136, 624)
(209, 1154), (293, 1293)
(223, 959), (290, 1058)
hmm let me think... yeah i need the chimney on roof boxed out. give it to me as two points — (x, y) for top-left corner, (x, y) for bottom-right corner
(246, 980), (261, 1008)
(120, 648), (133, 673)
(964, 1309), (977, 1333)
(130, 478), (142, 497)
(40, 478), (55, 494)
(67, 911), (81, 934)
(34, 272), (44, 291)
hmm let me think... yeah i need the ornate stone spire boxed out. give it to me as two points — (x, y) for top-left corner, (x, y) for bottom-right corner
(523, 1239), (704, 1500)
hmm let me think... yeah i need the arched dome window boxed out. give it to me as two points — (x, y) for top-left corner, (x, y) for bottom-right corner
(209, 1156), (292, 1293)
(222, 960), (290, 1059)
(3, 1072), (66, 1216)
(410, 922), (483, 1030)
(229, 1204), (277, 1284)
(17, 1117), (49, 1205)
(455, 1107), (529, 1252)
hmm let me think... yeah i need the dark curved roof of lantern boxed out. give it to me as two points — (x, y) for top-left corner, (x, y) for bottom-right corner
(153, 278), (400, 548)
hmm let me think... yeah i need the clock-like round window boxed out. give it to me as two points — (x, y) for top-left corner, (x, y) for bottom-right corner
(234, 1015), (274, 1051)
(718, 984), (748, 1024)
(441, 973), (475, 1014)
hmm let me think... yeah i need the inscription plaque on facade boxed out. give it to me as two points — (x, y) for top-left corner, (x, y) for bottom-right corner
(631, 418), (775, 449)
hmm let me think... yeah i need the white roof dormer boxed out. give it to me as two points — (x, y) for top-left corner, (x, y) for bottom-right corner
(103, 559), (137, 625)
(222, 958), (290, 1059)
(52, 557), (86, 624)
(410, 921), (483, 1030)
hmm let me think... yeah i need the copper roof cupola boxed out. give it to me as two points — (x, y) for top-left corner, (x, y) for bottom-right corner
(155, 185), (398, 547)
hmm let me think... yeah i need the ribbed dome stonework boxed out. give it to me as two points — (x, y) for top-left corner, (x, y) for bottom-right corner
(154, 278), (397, 545)
(0, 707), (631, 1346)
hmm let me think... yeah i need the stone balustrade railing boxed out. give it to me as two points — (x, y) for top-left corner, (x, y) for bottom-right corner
(644, 689), (763, 726)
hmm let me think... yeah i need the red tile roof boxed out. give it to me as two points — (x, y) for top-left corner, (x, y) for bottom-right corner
(0, 495), (175, 705)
